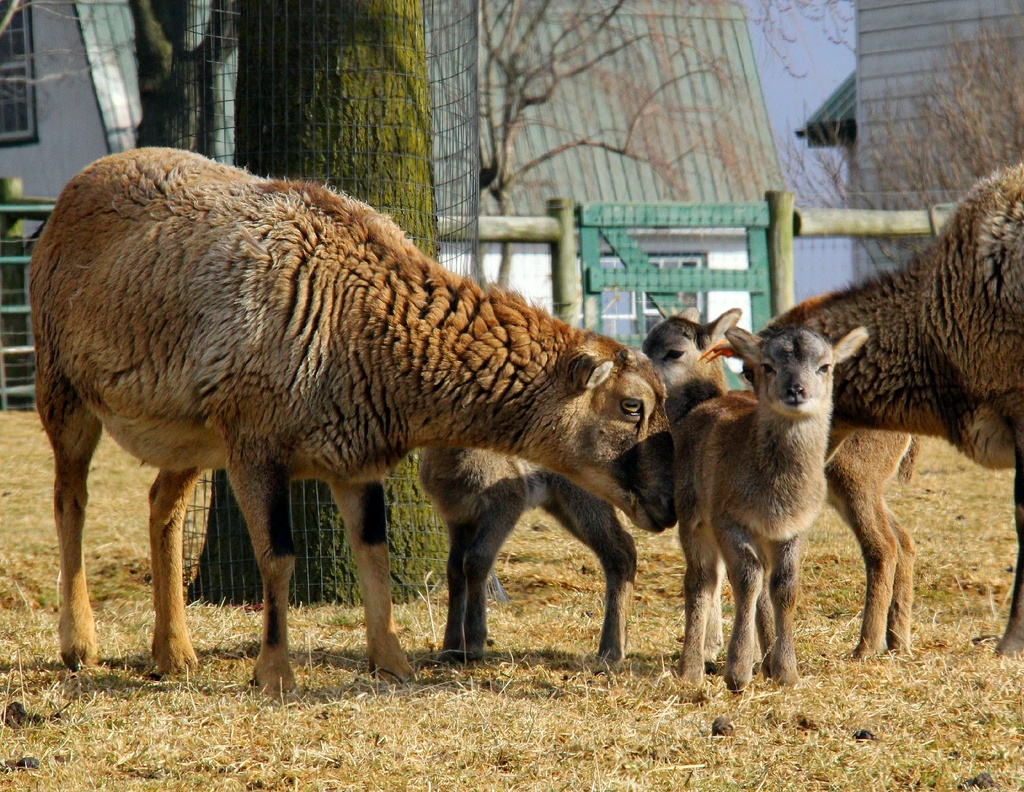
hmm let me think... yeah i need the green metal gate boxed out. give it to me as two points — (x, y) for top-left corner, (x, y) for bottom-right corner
(578, 201), (772, 347)
(0, 202), (51, 410)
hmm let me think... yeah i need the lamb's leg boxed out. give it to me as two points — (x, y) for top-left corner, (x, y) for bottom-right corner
(227, 457), (296, 694)
(548, 479), (637, 663)
(438, 519), (477, 661)
(765, 537), (801, 686)
(705, 564), (725, 664)
(718, 522), (763, 692)
(40, 390), (102, 671)
(458, 511), (520, 661)
(826, 467), (899, 658)
(148, 468), (201, 676)
(754, 579), (775, 660)
(996, 432), (1024, 656)
(677, 525), (720, 685)
(886, 507), (916, 652)
(329, 481), (415, 681)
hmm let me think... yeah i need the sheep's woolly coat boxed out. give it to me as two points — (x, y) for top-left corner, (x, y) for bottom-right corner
(778, 165), (1024, 468)
(30, 148), (675, 692)
(32, 148), (666, 482)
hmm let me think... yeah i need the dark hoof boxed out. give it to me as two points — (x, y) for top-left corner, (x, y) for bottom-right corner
(434, 648), (484, 664)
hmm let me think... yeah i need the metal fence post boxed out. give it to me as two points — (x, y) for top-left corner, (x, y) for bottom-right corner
(766, 190), (795, 316)
(547, 197), (579, 326)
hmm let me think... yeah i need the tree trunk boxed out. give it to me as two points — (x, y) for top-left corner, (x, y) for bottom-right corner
(192, 0), (446, 606)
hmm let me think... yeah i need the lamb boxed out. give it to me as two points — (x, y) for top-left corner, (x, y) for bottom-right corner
(420, 446), (636, 663)
(419, 307), (743, 664)
(671, 325), (867, 691)
(770, 163), (1024, 658)
(28, 147), (676, 694)
(646, 316), (917, 660)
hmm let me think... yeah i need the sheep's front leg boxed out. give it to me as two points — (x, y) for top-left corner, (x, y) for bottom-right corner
(718, 522), (763, 692)
(677, 524), (720, 685)
(227, 457), (296, 694)
(148, 468), (201, 676)
(330, 481), (415, 681)
(997, 431), (1024, 656)
(765, 536), (801, 686)
(43, 399), (102, 671)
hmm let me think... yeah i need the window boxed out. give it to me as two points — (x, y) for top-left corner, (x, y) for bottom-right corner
(599, 252), (705, 339)
(0, 2), (34, 144)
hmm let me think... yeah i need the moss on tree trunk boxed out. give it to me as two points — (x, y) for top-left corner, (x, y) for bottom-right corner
(191, 0), (446, 605)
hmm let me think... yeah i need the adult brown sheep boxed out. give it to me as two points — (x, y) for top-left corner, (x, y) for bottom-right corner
(29, 147), (676, 694)
(771, 163), (1024, 658)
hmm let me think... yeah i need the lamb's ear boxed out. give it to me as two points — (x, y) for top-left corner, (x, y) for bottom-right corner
(724, 327), (763, 366)
(680, 307), (701, 322)
(569, 352), (614, 391)
(832, 327), (869, 364)
(706, 307), (742, 344)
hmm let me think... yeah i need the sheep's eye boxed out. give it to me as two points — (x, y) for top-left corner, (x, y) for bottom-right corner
(665, 350), (684, 360)
(621, 398), (643, 418)
(818, 364), (831, 375)
(762, 364), (774, 375)
(742, 368), (755, 383)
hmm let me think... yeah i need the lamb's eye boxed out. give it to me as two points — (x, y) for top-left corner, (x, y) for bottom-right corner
(762, 364), (775, 375)
(621, 398), (643, 418)
(818, 364), (831, 375)
(665, 350), (684, 360)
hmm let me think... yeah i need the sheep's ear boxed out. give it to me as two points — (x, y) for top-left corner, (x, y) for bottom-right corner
(832, 327), (869, 364)
(724, 327), (763, 366)
(680, 307), (700, 322)
(569, 352), (614, 391)
(706, 307), (742, 344)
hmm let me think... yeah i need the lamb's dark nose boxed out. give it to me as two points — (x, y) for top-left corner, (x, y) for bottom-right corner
(785, 384), (806, 405)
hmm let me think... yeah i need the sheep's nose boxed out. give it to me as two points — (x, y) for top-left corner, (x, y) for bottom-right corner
(786, 384), (806, 404)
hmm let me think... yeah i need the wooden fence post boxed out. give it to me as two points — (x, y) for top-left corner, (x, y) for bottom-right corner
(766, 190), (795, 316)
(547, 197), (579, 326)
(0, 177), (23, 257)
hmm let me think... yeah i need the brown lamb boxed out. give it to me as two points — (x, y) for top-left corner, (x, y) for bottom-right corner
(646, 314), (917, 660)
(29, 148), (676, 694)
(672, 325), (868, 691)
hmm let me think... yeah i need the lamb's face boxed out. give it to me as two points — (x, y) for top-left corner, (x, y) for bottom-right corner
(547, 345), (676, 534)
(642, 307), (742, 408)
(728, 326), (869, 420)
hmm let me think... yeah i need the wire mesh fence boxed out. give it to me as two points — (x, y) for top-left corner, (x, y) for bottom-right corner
(174, 0), (479, 606)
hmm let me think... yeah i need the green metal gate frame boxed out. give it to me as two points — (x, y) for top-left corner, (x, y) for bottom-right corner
(0, 202), (52, 410)
(578, 201), (772, 346)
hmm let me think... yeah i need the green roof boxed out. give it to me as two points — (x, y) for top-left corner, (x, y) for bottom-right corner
(485, 1), (783, 214)
(796, 71), (856, 148)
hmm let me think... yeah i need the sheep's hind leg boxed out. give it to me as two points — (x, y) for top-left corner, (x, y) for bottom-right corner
(228, 456), (296, 695)
(148, 468), (201, 676)
(330, 480), (415, 682)
(826, 462), (898, 659)
(40, 392), (102, 672)
(997, 430), (1024, 656)
(458, 515), (518, 662)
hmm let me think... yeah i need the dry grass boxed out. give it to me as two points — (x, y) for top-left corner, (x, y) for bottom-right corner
(2, 409), (1024, 790)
